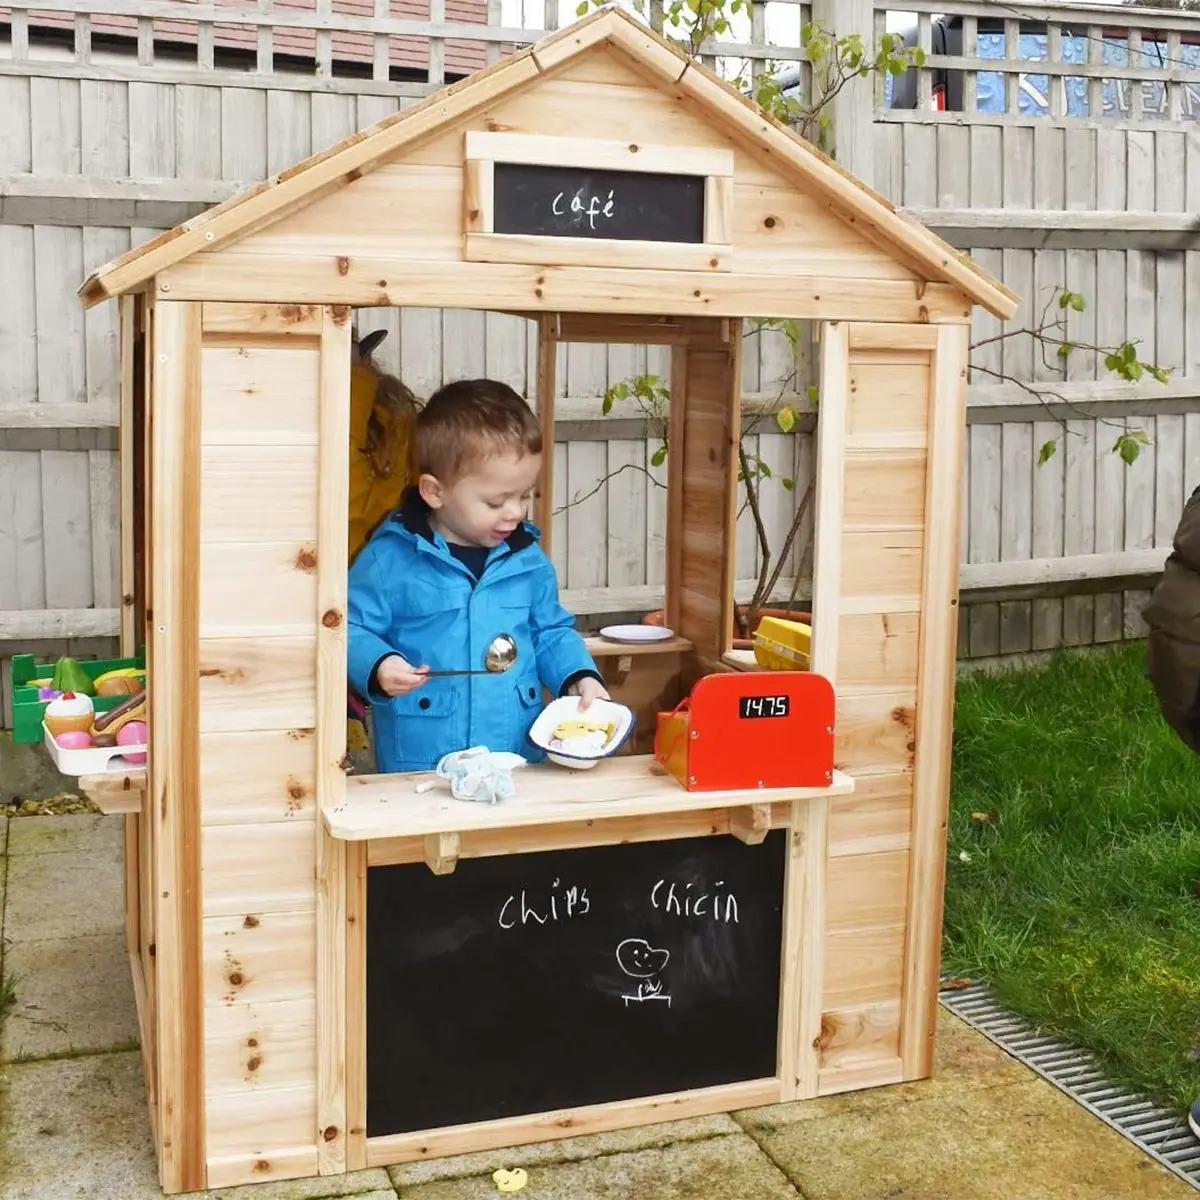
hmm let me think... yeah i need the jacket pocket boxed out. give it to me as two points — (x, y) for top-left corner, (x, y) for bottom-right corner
(513, 675), (546, 761)
(387, 685), (460, 772)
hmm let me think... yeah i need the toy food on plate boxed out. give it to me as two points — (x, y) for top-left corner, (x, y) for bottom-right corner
(549, 718), (618, 757)
(92, 688), (146, 738)
(44, 691), (95, 737)
(54, 729), (93, 750)
(117, 721), (148, 764)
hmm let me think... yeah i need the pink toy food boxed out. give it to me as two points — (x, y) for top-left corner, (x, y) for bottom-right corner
(54, 730), (93, 750)
(44, 691), (94, 737)
(117, 721), (148, 764)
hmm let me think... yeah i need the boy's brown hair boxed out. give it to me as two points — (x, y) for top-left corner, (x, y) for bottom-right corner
(416, 379), (542, 482)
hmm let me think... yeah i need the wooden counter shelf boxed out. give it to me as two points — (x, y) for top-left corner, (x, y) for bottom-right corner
(583, 635), (693, 658)
(324, 753), (854, 855)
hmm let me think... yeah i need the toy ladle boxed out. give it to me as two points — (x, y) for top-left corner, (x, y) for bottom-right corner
(422, 633), (518, 677)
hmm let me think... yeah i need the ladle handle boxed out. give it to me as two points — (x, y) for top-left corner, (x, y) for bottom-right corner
(421, 669), (495, 677)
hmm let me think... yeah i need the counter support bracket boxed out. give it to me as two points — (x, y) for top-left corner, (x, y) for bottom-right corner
(424, 831), (461, 875)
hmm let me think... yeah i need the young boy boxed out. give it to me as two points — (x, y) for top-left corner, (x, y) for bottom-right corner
(1142, 483), (1200, 1140)
(347, 378), (608, 775)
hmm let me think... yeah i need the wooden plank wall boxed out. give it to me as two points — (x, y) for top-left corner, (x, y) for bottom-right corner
(814, 328), (934, 1096)
(195, 301), (335, 1189)
(875, 117), (1200, 661)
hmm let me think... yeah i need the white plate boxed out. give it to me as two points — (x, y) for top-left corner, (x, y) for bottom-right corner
(598, 624), (675, 644)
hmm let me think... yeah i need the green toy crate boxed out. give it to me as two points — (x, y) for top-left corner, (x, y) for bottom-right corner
(9, 648), (147, 745)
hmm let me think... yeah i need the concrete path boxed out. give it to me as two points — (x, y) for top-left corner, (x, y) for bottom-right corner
(0, 810), (1192, 1200)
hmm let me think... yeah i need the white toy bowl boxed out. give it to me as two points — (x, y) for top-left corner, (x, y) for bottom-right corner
(527, 696), (634, 770)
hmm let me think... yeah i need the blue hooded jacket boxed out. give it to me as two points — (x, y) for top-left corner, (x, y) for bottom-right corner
(347, 493), (599, 774)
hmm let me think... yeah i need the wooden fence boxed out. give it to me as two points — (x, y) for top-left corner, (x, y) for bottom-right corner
(2, 0), (1200, 720)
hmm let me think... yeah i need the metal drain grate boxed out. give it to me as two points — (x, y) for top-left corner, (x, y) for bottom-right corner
(939, 982), (1200, 1191)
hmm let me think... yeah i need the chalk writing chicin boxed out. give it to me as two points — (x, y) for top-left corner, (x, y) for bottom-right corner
(616, 938), (671, 1008)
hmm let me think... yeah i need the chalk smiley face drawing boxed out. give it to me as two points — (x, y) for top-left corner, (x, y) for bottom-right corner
(616, 937), (672, 1007)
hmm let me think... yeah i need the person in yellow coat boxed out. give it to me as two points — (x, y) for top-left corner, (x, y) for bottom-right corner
(347, 327), (420, 759)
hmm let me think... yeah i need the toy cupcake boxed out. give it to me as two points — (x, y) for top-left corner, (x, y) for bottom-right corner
(44, 691), (95, 738)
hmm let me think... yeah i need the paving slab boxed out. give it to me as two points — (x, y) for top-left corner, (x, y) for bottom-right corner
(737, 1012), (1193, 1200)
(0, 1051), (161, 1200)
(388, 1113), (739, 1187)
(2, 931), (138, 1062)
(391, 1132), (799, 1199)
(4, 846), (124, 943)
(6, 812), (122, 858)
(0, 1049), (399, 1200)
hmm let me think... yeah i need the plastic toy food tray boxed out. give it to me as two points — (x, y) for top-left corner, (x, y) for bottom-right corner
(43, 724), (147, 776)
(8, 647), (146, 745)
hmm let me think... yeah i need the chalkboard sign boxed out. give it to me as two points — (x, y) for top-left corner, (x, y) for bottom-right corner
(492, 163), (706, 243)
(366, 831), (786, 1136)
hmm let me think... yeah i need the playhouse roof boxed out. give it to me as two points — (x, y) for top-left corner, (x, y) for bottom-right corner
(77, 4), (1017, 320)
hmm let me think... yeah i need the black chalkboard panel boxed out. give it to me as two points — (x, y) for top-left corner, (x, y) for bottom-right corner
(366, 831), (786, 1136)
(492, 162), (706, 243)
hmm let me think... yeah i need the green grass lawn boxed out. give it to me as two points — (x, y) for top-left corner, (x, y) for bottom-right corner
(945, 640), (1200, 1113)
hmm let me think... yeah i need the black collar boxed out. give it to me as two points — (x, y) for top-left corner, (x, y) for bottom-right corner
(394, 487), (536, 554)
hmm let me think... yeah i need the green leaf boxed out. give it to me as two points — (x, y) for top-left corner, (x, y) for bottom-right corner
(1150, 365), (1171, 385)
(887, 58), (907, 76)
(1037, 438), (1058, 465)
(879, 32), (894, 55)
(1069, 292), (1086, 313)
(781, 477), (795, 491)
(806, 384), (820, 407)
(1116, 434), (1142, 466)
(1056, 341), (1074, 359)
(601, 392), (614, 415)
(613, 382), (630, 400)
(776, 404), (797, 434)
(911, 46), (925, 68)
(576, 1), (588, 13)
(650, 444), (668, 468)
(1058, 290), (1073, 309)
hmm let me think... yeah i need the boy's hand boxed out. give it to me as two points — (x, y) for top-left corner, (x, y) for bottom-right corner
(376, 654), (430, 696)
(569, 676), (610, 711)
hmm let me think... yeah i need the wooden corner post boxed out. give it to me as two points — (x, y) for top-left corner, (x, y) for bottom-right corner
(149, 298), (206, 1194)
(901, 322), (970, 1079)
(669, 327), (742, 657)
(777, 321), (846, 1100)
(534, 315), (558, 554)
(317, 306), (352, 1174)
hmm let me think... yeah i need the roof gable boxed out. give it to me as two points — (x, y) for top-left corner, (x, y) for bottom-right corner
(78, 5), (1017, 320)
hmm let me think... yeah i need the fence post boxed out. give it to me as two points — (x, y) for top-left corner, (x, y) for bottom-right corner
(808, 0), (876, 189)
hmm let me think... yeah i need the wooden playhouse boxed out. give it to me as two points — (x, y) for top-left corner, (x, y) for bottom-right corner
(73, 6), (1017, 1194)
